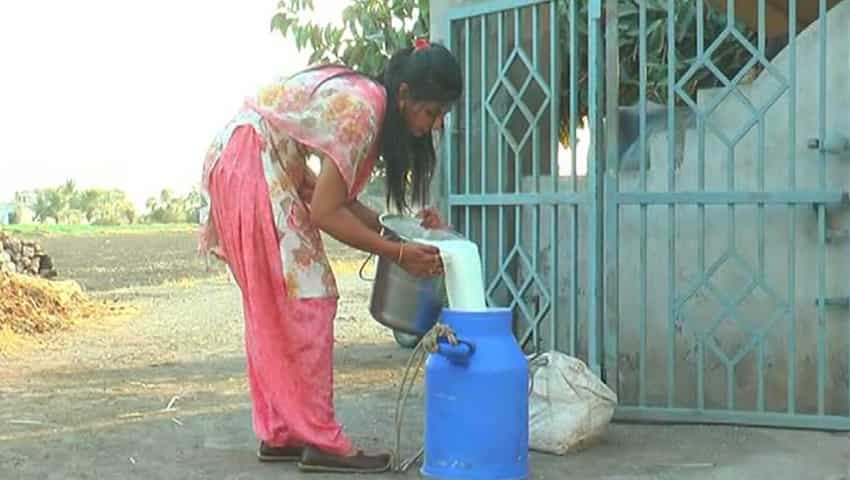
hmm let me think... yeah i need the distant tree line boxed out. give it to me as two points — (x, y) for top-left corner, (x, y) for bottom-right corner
(13, 180), (202, 225)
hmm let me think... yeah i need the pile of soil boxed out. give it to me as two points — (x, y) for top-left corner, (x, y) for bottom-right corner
(0, 272), (111, 335)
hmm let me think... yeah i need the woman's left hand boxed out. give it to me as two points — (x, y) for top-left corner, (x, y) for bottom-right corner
(417, 207), (447, 230)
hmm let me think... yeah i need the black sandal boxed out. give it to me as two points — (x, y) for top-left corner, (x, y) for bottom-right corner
(297, 445), (391, 473)
(256, 441), (304, 462)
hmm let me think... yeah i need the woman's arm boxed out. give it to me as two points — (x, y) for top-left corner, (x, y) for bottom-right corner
(310, 157), (397, 258)
(310, 157), (443, 277)
(346, 199), (382, 233)
(297, 169), (380, 232)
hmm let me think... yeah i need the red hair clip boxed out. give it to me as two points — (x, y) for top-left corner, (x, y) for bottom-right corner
(414, 37), (430, 51)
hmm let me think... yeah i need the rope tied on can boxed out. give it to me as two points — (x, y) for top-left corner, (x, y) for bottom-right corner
(392, 322), (458, 472)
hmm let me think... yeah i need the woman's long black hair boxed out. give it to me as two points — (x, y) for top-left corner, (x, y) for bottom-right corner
(300, 43), (462, 212)
(376, 43), (463, 213)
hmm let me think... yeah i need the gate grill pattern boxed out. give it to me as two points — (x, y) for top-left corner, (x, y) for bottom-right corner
(605, 0), (850, 430)
(443, 0), (850, 429)
(443, 0), (602, 370)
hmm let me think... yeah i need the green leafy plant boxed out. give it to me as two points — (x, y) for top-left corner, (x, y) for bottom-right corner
(614, 0), (756, 108)
(271, 0), (429, 75)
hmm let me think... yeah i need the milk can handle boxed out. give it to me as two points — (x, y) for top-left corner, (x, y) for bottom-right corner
(358, 253), (375, 281)
(436, 338), (476, 362)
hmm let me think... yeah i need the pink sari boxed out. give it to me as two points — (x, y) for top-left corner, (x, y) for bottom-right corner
(201, 68), (386, 453)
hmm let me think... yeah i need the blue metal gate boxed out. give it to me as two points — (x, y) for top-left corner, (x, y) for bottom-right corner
(441, 0), (603, 373)
(442, 0), (850, 429)
(604, 0), (850, 430)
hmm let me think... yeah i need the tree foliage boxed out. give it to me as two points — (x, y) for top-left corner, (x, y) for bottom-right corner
(22, 181), (137, 225)
(142, 187), (202, 224)
(74, 189), (137, 225)
(608, 1), (755, 110)
(16, 181), (201, 225)
(271, 0), (429, 77)
(271, 0), (756, 144)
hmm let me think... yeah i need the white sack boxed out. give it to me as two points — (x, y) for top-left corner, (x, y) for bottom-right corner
(528, 351), (618, 455)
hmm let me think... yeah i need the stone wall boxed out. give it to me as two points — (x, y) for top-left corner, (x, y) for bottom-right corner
(0, 232), (57, 278)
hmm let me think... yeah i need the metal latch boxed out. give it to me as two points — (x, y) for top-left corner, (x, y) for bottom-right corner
(807, 131), (850, 154)
(814, 297), (849, 307)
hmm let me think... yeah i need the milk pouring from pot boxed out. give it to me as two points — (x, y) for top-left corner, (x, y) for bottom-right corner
(367, 214), (492, 336)
(417, 238), (488, 311)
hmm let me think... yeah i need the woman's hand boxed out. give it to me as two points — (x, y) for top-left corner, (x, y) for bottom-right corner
(417, 207), (448, 230)
(398, 242), (444, 278)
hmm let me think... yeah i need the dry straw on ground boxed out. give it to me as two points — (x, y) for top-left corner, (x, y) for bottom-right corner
(0, 272), (117, 336)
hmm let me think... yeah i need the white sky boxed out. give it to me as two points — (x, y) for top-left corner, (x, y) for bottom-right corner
(0, 0), (348, 210)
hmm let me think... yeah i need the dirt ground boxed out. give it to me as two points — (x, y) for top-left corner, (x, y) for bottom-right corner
(1, 231), (849, 479)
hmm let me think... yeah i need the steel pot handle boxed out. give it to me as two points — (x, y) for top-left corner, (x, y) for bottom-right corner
(359, 253), (375, 281)
(436, 338), (476, 362)
(360, 226), (399, 282)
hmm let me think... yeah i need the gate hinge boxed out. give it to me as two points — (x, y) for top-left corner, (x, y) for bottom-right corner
(815, 297), (850, 308)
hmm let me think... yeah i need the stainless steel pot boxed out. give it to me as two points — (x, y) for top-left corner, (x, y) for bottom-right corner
(363, 214), (462, 336)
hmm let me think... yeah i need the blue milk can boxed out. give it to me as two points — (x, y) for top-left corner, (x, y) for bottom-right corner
(421, 308), (529, 480)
